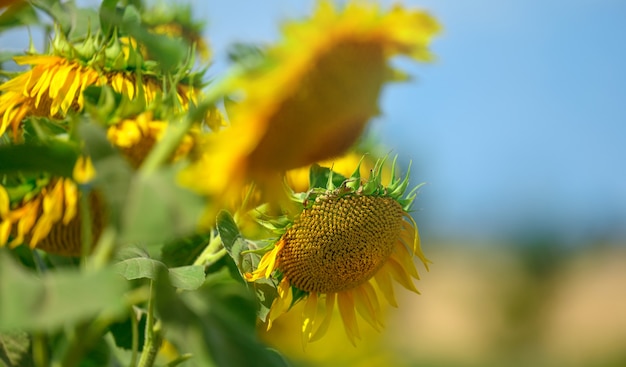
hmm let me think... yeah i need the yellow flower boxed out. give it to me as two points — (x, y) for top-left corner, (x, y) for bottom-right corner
(73, 156), (96, 184)
(0, 55), (200, 138)
(0, 55), (101, 136)
(106, 111), (197, 168)
(181, 1), (439, 207)
(246, 158), (430, 345)
(0, 178), (105, 256)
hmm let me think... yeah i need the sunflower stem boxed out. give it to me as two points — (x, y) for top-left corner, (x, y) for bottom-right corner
(193, 234), (225, 266)
(129, 306), (140, 367)
(79, 189), (93, 266)
(31, 332), (48, 367)
(85, 226), (117, 271)
(138, 280), (162, 367)
(58, 313), (119, 367)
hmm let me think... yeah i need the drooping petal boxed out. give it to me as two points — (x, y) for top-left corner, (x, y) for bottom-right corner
(301, 292), (318, 346)
(337, 291), (360, 346)
(391, 242), (420, 279)
(62, 179), (79, 225)
(353, 284), (382, 331)
(384, 257), (420, 294)
(374, 265), (397, 307)
(266, 278), (293, 330)
(0, 186), (9, 218)
(309, 292), (335, 342)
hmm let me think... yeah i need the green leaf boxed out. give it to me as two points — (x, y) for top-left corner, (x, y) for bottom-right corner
(114, 257), (166, 280)
(114, 257), (205, 291)
(155, 268), (289, 367)
(121, 165), (205, 246)
(99, 0), (120, 36)
(309, 164), (347, 190)
(215, 210), (277, 322)
(0, 1), (39, 33)
(79, 336), (111, 367)
(0, 141), (79, 177)
(226, 42), (265, 69)
(30, 0), (98, 39)
(0, 331), (34, 367)
(108, 312), (146, 351)
(216, 210), (256, 275)
(168, 265), (205, 291)
(0, 251), (127, 332)
(161, 233), (210, 268)
(100, 5), (188, 72)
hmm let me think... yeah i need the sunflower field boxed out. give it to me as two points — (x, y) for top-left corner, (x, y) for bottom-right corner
(0, 0), (440, 366)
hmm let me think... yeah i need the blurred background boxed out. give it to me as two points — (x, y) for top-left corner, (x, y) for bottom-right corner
(197, 1), (626, 366)
(3, 0), (626, 366)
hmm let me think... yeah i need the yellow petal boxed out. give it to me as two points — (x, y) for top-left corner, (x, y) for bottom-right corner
(385, 257), (419, 294)
(30, 216), (52, 247)
(374, 266), (397, 307)
(337, 291), (360, 346)
(60, 67), (82, 114)
(0, 185), (9, 218)
(62, 179), (78, 225)
(0, 220), (11, 246)
(353, 283), (382, 330)
(267, 278), (292, 330)
(73, 156), (96, 184)
(391, 242), (420, 279)
(301, 292), (318, 347)
(44, 181), (65, 220)
(309, 292), (335, 342)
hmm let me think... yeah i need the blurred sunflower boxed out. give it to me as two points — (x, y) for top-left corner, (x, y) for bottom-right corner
(246, 158), (430, 345)
(0, 29), (203, 139)
(0, 174), (104, 256)
(142, 3), (211, 61)
(107, 111), (198, 168)
(180, 1), (439, 208)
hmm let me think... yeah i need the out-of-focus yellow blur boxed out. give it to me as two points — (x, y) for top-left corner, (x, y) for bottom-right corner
(261, 243), (626, 367)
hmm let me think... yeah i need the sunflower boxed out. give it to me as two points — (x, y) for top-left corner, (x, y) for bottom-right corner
(106, 111), (197, 168)
(0, 174), (105, 256)
(0, 34), (202, 139)
(180, 1), (439, 207)
(141, 2), (211, 61)
(245, 157), (430, 345)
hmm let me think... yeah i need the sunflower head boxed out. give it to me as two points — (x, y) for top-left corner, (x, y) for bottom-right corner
(246, 156), (429, 345)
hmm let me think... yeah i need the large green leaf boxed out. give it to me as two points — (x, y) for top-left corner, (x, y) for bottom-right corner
(114, 257), (205, 291)
(155, 268), (289, 367)
(216, 210), (277, 322)
(0, 251), (127, 332)
(121, 165), (205, 246)
(161, 233), (210, 268)
(78, 120), (133, 232)
(108, 311), (146, 351)
(0, 141), (79, 177)
(0, 1), (39, 33)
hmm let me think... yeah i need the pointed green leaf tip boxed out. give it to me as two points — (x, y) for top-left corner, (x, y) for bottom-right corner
(301, 155), (421, 211)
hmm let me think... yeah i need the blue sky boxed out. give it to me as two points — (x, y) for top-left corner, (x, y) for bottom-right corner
(3, 0), (625, 244)
(198, 0), (626, 244)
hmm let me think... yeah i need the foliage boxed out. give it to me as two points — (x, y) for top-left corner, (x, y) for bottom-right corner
(0, 0), (438, 365)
